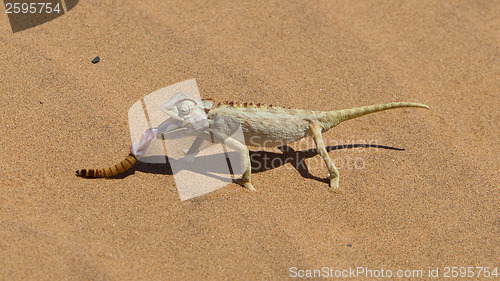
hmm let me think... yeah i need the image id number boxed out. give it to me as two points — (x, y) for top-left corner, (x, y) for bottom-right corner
(443, 267), (498, 278)
(5, 2), (62, 14)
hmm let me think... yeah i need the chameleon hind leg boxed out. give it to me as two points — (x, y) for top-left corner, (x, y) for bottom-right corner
(310, 122), (340, 191)
(212, 131), (255, 191)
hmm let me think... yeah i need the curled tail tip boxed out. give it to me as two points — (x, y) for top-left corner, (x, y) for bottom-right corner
(412, 104), (429, 110)
(395, 102), (429, 110)
(411, 102), (429, 109)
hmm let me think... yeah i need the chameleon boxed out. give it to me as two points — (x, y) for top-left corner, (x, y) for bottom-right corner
(76, 93), (429, 192)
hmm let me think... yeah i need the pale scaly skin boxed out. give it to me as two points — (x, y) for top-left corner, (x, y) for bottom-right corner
(193, 101), (429, 191)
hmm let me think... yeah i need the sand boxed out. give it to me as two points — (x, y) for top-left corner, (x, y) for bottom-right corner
(0, 0), (498, 280)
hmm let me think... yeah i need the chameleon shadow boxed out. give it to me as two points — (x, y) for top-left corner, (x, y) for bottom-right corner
(251, 144), (404, 184)
(113, 143), (404, 185)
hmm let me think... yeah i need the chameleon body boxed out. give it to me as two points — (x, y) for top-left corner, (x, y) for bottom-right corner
(77, 96), (429, 192)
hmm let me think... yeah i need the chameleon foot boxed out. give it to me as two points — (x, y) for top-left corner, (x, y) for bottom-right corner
(243, 182), (256, 192)
(328, 175), (341, 192)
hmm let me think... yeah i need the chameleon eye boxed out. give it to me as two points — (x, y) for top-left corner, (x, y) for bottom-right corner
(178, 100), (195, 115)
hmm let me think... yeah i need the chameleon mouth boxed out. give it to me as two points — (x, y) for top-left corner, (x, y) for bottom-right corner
(155, 119), (194, 140)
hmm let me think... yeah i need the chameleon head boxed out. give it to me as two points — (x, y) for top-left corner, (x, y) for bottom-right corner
(156, 92), (214, 139)
(160, 92), (211, 129)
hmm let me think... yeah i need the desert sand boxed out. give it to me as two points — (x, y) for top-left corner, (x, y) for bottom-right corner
(0, 0), (498, 280)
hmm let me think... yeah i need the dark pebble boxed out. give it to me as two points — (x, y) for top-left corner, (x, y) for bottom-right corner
(92, 56), (100, 64)
(346, 244), (352, 247)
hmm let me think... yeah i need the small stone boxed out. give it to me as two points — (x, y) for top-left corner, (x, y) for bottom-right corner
(92, 56), (100, 64)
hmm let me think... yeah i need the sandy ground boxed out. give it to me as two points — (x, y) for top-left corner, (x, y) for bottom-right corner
(0, 0), (498, 280)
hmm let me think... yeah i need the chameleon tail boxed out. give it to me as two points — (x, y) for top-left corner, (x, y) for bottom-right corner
(324, 102), (429, 129)
(76, 153), (137, 178)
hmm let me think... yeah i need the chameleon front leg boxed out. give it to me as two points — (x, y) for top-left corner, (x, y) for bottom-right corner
(182, 136), (206, 162)
(212, 131), (255, 191)
(182, 130), (213, 162)
(310, 122), (340, 191)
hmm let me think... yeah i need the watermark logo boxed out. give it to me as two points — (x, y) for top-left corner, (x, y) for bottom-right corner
(3, 0), (79, 33)
(128, 79), (245, 201)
